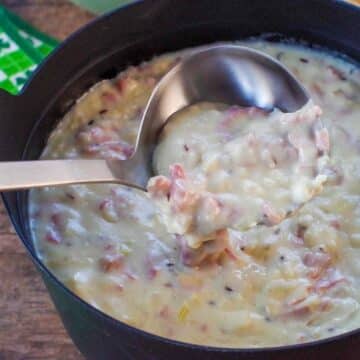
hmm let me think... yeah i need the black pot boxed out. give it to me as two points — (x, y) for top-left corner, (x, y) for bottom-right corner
(0, 0), (359, 359)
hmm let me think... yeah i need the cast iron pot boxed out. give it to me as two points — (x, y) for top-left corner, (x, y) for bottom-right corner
(0, 0), (359, 359)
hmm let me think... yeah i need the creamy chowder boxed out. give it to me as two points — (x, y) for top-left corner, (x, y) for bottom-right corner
(30, 41), (360, 348)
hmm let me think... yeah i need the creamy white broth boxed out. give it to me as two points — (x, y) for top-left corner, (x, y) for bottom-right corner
(30, 41), (360, 347)
(149, 101), (329, 249)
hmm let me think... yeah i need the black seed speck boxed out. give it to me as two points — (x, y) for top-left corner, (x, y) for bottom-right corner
(225, 285), (233, 292)
(280, 255), (285, 261)
(276, 52), (284, 60)
(99, 109), (108, 115)
(166, 262), (174, 267)
(208, 300), (216, 306)
(240, 246), (246, 251)
(328, 327), (335, 332)
(88, 119), (95, 126)
(265, 316), (271, 322)
(65, 192), (75, 200)
(184, 144), (189, 152)
(300, 58), (309, 63)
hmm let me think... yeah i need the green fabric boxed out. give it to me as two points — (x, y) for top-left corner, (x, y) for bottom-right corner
(0, 6), (59, 94)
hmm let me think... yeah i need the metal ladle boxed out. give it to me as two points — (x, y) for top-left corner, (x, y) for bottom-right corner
(0, 45), (309, 192)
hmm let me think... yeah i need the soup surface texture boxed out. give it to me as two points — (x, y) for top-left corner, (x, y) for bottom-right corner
(30, 41), (360, 347)
(149, 101), (329, 250)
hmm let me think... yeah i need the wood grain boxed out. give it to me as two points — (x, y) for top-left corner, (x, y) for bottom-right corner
(1, 0), (94, 40)
(0, 1), (94, 359)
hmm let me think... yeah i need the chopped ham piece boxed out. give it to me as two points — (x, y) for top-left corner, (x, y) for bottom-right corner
(303, 251), (332, 268)
(76, 124), (134, 160)
(147, 176), (171, 198)
(282, 305), (311, 319)
(99, 254), (124, 273)
(262, 203), (285, 226)
(159, 306), (171, 319)
(77, 126), (112, 145)
(101, 91), (118, 105)
(147, 266), (158, 280)
(314, 269), (347, 293)
(303, 251), (332, 279)
(45, 228), (62, 244)
(315, 127), (330, 153)
(170, 163), (186, 180)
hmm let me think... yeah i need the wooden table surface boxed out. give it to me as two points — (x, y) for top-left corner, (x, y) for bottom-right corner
(0, 2), (94, 359)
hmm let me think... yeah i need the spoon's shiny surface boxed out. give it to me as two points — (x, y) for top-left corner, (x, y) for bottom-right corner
(0, 45), (310, 192)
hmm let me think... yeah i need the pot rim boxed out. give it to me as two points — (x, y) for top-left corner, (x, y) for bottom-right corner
(4, 0), (360, 353)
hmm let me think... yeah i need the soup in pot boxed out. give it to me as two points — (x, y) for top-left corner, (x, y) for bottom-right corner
(29, 40), (360, 347)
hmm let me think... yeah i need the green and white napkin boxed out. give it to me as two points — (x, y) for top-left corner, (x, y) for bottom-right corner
(0, 6), (58, 94)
